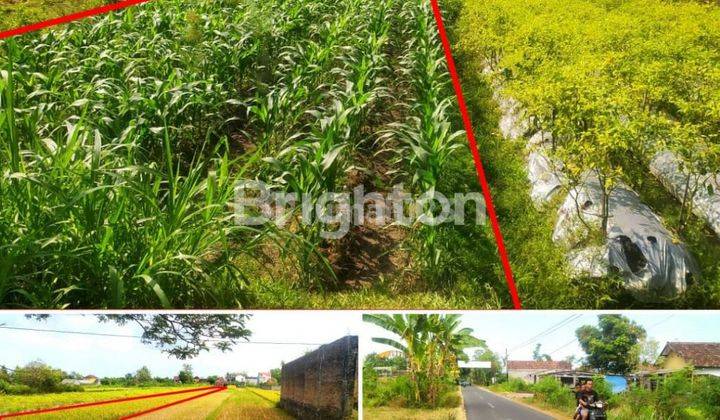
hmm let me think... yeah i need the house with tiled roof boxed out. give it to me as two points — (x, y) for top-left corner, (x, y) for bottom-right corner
(659, 342), (720, 377)
(507, 360), (572, 384)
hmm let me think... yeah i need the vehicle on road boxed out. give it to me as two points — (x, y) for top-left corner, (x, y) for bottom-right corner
(586, 400), (607, 420)
(459, 379), (471, 387)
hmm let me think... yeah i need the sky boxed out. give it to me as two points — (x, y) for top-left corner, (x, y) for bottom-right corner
(360, 311), (720, 365)
(0, 312), (362, 378)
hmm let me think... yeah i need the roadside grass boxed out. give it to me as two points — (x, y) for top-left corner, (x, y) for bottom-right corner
(365, 384), (466, 420)
(364, 406), (465, 420)
(0, 0), (105, 31)
(0, 386), (215, 419)
(207, 387), (292, 420)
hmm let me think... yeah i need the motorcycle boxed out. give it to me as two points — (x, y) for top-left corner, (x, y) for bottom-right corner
(587, 400), (607, 420)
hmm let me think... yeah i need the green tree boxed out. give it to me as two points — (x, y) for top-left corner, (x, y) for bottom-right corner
(364, 353), (408, 371)
(178, 364), (194, 384)
(270, 367), (282, 385)
(469, 348), (502, 386)
(631, 337), (660, 366)
(12, 361), (63, 392)
(575, 315), (646, 374)
(28, 315), (253, 360)
(134, 366), (152, 384)
(97, 315), (252, 359)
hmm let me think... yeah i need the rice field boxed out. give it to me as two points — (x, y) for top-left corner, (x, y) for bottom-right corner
(208, 388), (293, 420)
(0, 386), (217, 419)
(0, 0), (106, 31)
(0, 0), (508, 309)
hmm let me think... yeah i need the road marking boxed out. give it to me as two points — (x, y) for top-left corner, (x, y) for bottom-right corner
(488, 402), (495, 409)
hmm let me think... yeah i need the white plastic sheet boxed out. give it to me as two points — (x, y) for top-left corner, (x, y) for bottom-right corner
(650, 150), (720, 237)
(553, 173), (699, 301)
(526, 131), (564, 205)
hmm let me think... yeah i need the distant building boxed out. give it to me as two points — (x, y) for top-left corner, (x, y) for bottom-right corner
(631, 342), (720, 389)
(258, 371), (272, 384)
(537, 369), (596, 387)
(377, 350), (403, 359)
(61, 375), (100, 386)
(659, 342), (720, 377)
(507, 360), (572, 384)
(234, 374), (247, 384)
(372, 366), (395, 378)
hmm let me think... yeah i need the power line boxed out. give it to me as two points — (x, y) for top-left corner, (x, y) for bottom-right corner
(548, 338), (578, 356)
(646, 315), (674, 330)
(509, 314), (584, 353)
(0, 325), (323, 346)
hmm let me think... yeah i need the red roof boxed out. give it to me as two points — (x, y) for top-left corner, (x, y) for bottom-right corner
(507, 360), (572, 370)
(661, 342), (720, 368)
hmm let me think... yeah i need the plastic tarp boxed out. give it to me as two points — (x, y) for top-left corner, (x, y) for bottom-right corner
(526, 131), (564, 205)
(553, 173), (699, 301)
(490, 76), (700, 301)
(496, 96), (530, 140)
(650, 150), (720, 237)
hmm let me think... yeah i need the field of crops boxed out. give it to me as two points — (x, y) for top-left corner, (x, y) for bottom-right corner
(453, 0), (720, 307)
(0, 0), (515, 309)
(0, 386), (216, 418)
(0, 0), (106, 31)
(208, 388), (292, 420)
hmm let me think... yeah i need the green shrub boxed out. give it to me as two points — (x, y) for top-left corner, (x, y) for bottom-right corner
(437, 387), (461, 408)
(491, 378), (532, 393)
(0, 379), (32, 395)
(12, 362), (63, 393)
(590, 375), (614, 402)
(367, 376), (416, 408)
(691, 375), (720, 418)
(532, 377), (575, 409)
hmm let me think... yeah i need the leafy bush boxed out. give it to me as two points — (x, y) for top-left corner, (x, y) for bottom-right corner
(365, 376), (416, 408)
(0, 379), (33, 395)
(607, 370), (720, 419)
(531, 377), (576, 409)
(491, 378), (532, 393)
(12, 362), (63, 393)
(437, 387), (462, 408)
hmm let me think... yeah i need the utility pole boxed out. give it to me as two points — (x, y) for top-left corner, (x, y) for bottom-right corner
(505, 348), (509, 382)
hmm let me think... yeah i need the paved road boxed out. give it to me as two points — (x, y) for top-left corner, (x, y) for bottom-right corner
(462, 386), (555, 420)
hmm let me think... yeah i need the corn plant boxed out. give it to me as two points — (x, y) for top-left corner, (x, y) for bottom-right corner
(380, 0), (464, 284)
(0, 0), (486, 308)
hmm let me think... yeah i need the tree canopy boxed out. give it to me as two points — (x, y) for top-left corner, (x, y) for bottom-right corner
(28, 314), (252, 359)
(576, 315), (646, 374)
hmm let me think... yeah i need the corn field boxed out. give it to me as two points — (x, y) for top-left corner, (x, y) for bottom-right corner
(0, 0), (504, 309)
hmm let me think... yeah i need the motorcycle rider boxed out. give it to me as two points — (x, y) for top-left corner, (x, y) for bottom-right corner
(572, 382), (584, 420)
(578, 380), (600, 420)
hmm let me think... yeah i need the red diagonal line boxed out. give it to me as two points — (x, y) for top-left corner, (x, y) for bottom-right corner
(0, 0), (153, 40)
(119, 386), (226, 419)
(429, 0), (522, 309)
(0, 386), (218, 418)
